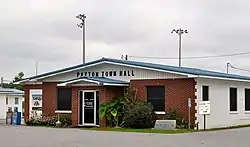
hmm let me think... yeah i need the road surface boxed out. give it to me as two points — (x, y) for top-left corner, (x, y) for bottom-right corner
(0, 125), (248, 147)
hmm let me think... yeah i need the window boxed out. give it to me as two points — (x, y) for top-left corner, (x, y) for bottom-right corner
(229, 87), (237, 111)
(147, 86), (165, 111)
(57, 88), (72, 110)
(6, 97), (8, 105)
(202, 86), (209, 101)
(245, 89), (250, 111)
(15, 97), (19, 105)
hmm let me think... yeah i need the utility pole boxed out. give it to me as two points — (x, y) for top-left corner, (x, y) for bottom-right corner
(36, 61), (38, 76)
(121, 55), (128, 60)
(227, 62), (230, 74)
(125, 55), (128, 60)
(171, 28), (188, 67)
(76, 13), (87, 64)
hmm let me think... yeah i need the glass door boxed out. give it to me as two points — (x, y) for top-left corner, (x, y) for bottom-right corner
(83, 91), (96, 125)
(78, 90), (99, 126)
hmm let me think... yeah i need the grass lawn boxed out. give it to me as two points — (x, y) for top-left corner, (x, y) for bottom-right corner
(24, 124), (250, 134)
(82, 127), (195, 134)
(82, 124), (250, 134)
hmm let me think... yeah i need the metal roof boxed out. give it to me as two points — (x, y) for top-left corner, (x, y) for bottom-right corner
(58, 77), (129, 86)
(19, 57), (250, 82)
(0, 87), (24, 94)
(84, 77), (129, 84)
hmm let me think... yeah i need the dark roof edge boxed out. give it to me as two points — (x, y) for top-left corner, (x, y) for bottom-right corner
(17, 58), (107, 83)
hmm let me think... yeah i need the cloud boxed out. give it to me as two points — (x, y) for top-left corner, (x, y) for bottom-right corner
(0, 0), (250, 80)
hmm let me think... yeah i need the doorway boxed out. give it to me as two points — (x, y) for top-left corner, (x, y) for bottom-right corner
(78, 90), (99, 126)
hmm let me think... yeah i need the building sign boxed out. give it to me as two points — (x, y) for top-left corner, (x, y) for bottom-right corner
(77, 70), (135, 78)
(84, 98), (94, 109)
(198, 101), (210, 115)
(32, 94), (42, 110)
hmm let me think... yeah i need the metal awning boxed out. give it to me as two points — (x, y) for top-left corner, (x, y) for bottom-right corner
(57, 77), (129, 87)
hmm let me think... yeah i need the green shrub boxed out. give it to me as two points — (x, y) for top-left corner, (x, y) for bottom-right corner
(25, 114), (72, 127)
(99, 97), (125, 127)
(123, 101), (156, 128)
(53, 114), (72, 126)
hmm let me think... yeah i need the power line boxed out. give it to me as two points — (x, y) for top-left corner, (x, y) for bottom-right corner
(129, 51), (250, 60)
(229, 64), (250, 72)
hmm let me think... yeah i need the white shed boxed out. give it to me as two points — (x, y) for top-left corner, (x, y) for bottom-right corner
(0, 87), (24, 124)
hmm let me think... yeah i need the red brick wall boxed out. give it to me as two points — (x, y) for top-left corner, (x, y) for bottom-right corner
(71, 86), (124, 127)
(24, 84), (42, 121)
(106, 87), (125, 100)
(25, 79), (195, 127)
(42, 82), (58, 116)
(24, 82), (58, 120)
(130, 78), (196, 125)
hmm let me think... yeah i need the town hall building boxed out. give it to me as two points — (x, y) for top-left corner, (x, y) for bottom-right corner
(16, 57), (250, 129)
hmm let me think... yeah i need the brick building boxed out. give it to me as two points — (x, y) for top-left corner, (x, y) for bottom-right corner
(16, 58), (250, 129)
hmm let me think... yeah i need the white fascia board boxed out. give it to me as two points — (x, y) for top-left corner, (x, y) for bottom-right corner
(0, 92), (24, 95)
(57, 79), (83, 86)
(82, 79), (101, 84)
(16, 80), (42, 85)
(36, 62), (105, 80)
(6, 93), (24, 96)
(70, 84), (100, 87)
(13, 79), (30, 84)
(57, 79), (100, 86)
(103, 83), (129, 86)
(188, 75), (198, 78)
(197, 75), (250, 83)
(57, 83), (67, 86)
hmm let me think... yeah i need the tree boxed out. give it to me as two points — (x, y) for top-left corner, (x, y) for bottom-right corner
(10, 72), (24, 91)
(1, 72), (25, 91)
(13, 72), (24, 82)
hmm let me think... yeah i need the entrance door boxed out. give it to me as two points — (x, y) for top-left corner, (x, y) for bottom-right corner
(78, 90), (97, 126)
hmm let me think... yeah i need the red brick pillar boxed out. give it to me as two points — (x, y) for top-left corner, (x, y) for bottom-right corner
(99, 87), (107, 127)
(24, 86), (30, 121)
(42, 82), (57, 116)
(72, 87), (78, 127)
(23, 84), (43, 121)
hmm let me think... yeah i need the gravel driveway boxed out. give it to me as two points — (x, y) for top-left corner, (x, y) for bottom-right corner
(0, 125), (249, 147)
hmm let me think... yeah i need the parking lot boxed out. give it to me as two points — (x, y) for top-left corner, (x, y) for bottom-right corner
(0, 125), (249, 147)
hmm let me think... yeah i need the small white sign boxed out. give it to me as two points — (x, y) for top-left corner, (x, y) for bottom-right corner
(199, 101), (211, 115)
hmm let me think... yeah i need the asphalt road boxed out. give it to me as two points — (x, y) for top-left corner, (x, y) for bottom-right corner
(0, 125), (249, 147)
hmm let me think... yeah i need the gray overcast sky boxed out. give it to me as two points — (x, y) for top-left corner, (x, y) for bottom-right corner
(1, 0), (250, 80)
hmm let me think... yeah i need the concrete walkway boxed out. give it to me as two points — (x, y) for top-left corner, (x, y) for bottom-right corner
(0, 125), (249, 147)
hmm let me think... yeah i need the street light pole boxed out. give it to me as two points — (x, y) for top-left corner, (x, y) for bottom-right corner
(36, 61), (38, 76)
(227, 62), (231, 74)
(76, 13), (87, 64)
(178, 33), (182, 67)
(171, 28), (188, 67)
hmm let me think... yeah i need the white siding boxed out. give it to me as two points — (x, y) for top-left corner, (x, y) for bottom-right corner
(0, 94), (23, 120)
(197, 78), (250, 129)
(43, 63), (187, 82)
(0, 94), (6, 119)
(5, 95), (23, 118)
